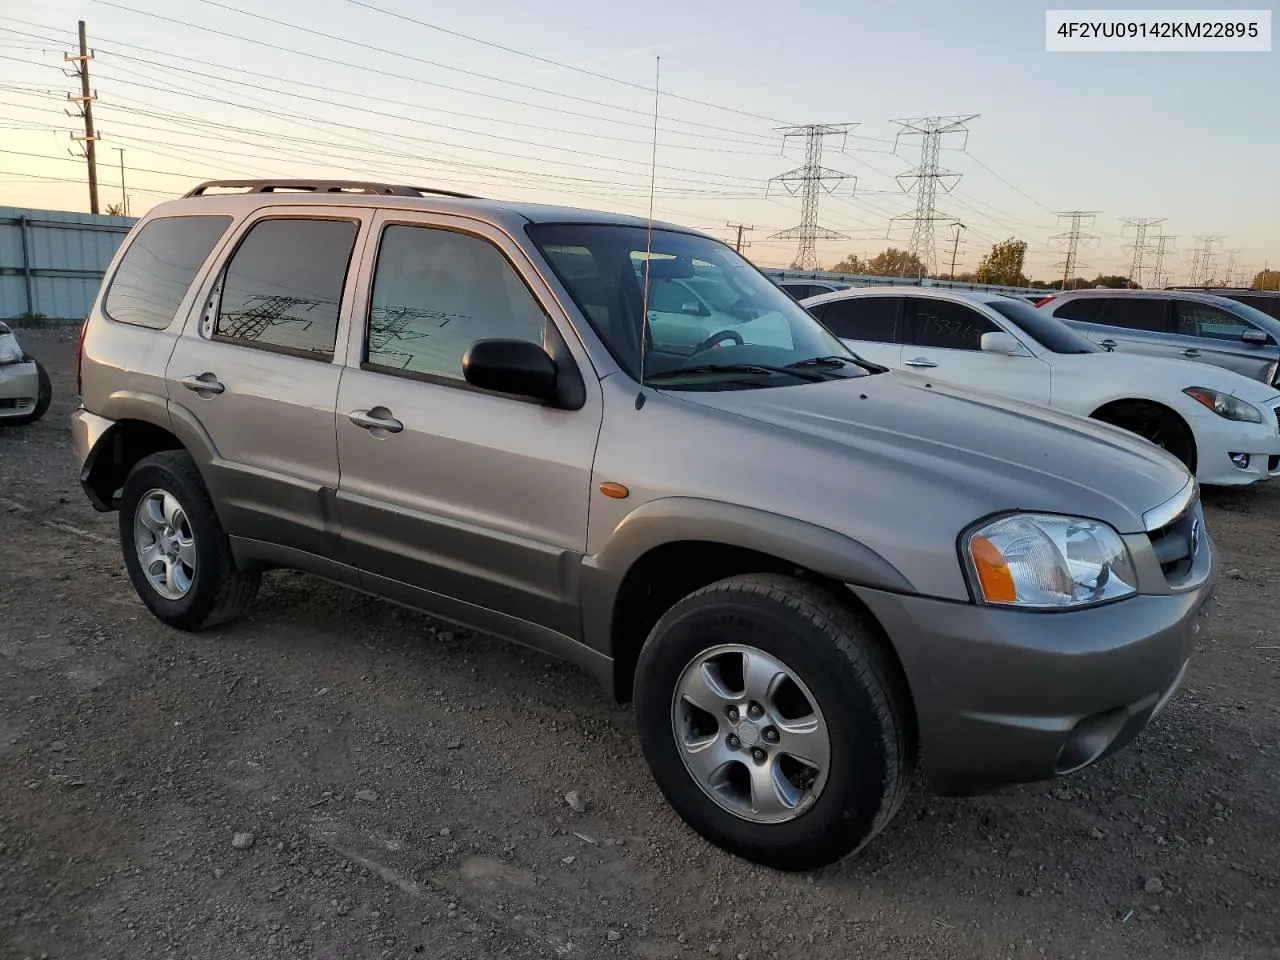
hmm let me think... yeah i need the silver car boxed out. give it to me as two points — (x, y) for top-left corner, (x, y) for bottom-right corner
(1041, 288), (1280, 388)
(0, 321), (52, 426)
(71, 179), (1215, 871)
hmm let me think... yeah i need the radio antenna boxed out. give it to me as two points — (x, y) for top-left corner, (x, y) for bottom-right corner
(635, 55), (660, 410)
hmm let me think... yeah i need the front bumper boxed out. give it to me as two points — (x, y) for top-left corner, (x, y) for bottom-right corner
(1192, 406), (1280, 485)
(0, 360), (39, 420)
(851, 569), (1215, 797)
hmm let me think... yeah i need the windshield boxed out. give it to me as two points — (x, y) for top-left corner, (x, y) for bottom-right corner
(526, 223), (869, 389)
(987, 297), (1102, 354)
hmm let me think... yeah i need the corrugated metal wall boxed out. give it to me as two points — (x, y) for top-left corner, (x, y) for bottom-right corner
(0, 207), (138, 321)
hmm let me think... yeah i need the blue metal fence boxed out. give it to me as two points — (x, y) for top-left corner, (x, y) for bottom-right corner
(0, 207), (138, 321)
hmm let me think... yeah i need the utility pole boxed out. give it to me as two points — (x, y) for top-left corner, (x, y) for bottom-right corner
(767, 124), (858, 270)
(948, 222), (966, 280)
(1147, 234), (1178, 289)
(1051, 211), (1100, 289)
(1121, 217), (1165, 287)
(114, 147), (127, 216)
(65, 20), (100, 214)
(725, 222), (754, 254)
(888, 115), (978, 276)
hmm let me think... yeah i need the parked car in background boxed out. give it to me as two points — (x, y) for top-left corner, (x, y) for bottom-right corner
(0, 321), (52, 426)
(1037, 289), (1280, 388)
(804, 286), (1280, 485)
(776, 279), (851, 301)
(1165, 287), (1280, 322)
(72, 178), (1214, 871)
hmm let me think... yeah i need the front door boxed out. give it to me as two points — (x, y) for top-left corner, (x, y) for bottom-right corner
(1170, 299), (1280, 384)
(333, 212), (603, 640)
(166, 210), (368, 557)
(901, 297), (1052, 405)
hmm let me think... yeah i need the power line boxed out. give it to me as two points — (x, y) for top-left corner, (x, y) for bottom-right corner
(889, 115), (977, 275)
(766, 124), (858, 270)
(1120, 217), (1165, 287)
(1051, 211), (1100, 287)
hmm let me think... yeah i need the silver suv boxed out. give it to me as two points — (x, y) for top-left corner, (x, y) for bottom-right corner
(72, 179), (1216, 871)
(1041, 288), (1280, 387)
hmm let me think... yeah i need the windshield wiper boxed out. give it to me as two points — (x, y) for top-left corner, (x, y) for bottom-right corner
(788, 354), (886, 374)
(646, 362), (827, 383)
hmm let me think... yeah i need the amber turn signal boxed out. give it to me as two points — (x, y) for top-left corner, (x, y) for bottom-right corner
(969, 534), (1017, 603)
(599, 482), (629, 499)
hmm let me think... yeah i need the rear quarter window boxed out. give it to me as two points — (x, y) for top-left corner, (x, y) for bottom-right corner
(103, 215), (232, 329)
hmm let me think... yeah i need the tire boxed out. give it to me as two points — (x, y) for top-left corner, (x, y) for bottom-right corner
(119, 450), (259, 631)
(1094, 401), (1197, 473)
(633, 573), (914, 871)
(6, 356), (52, 426)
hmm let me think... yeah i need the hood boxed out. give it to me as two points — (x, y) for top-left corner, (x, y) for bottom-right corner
(673, 370), (1191, 535)
(1073, 350), (1280, 403)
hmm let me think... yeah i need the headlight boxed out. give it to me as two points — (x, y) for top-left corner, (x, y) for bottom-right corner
(1183, 387), (1263, 423)
(963, 513), (1138, 608)
(0, 342), (22, 366)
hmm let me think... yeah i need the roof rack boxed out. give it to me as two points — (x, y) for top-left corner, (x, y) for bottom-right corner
(183, 179), (482, 200)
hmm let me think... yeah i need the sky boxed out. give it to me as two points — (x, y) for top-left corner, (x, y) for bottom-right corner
(0, 0), (1276, 283)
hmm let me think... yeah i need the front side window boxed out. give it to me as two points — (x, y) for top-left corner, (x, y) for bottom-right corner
(104, 215), (231, 329)
(213, 218), (359, 358)
(365, 225), (547, 381)
(910, 298), (999, 351)
(819, 297), (901, 343)
(528, 223), (867, 390)
(1175, 301), (1258, 341)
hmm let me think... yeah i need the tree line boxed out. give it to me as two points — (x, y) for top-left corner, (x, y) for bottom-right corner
(797, 239), (1279, 291)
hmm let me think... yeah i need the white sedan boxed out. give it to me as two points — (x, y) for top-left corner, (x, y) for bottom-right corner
(802, 286), (1280, 486)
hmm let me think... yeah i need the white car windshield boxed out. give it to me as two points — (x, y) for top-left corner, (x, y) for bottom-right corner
(527, 223), (874, 390)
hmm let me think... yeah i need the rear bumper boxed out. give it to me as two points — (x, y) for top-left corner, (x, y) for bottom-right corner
(0, 361), (39, 419)
(851, 570), (1215, 796)
(70, 406), (118, 511)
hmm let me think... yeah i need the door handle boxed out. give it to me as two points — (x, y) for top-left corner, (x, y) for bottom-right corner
(903, 358), (937, 368)
(1181, 348), (1201, 358)
(349, 408), (403, 434)
(180, 373), (225, 395)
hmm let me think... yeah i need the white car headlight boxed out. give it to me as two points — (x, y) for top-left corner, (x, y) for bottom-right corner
(1183, 387), (1263, 423)
(0, 342), (22, 366)
(963, 513), (1138, 608)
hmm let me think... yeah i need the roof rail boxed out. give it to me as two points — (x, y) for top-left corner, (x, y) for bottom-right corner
(183, 179), (482, 199)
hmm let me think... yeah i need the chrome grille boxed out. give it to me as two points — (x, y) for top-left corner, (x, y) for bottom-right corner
(1147, 499), (1202, 586)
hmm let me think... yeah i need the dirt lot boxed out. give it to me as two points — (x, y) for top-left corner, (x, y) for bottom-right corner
(1, 329), (1277, 960)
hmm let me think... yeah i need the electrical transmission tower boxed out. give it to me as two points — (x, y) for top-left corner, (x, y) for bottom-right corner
(767, 124), (858, 270)
(1186, 235), (1225, 285)
(1121, 217), (1165, 287)
(1051, 211), (1100, 288)
(888, 115), (978, 276)
(1219, 248), (1243, 286)
(725, 222), (755, 254)
(63, 20), (99, 214)
(1147, 234), (1178, 289)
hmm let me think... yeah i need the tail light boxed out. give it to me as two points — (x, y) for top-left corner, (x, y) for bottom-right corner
(75, 318), (88, 397)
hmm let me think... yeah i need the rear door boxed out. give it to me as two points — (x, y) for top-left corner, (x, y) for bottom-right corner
(1058, 296), (1181, 360)
(166, 208), (368, 558)
(901, 297), (1051, 404)
(810, 295), (904, 369)
(1170, 299), (1280, 384)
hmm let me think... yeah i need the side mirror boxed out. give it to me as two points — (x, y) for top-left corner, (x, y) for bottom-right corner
(980, 331), (1025, 356)
(462, 339), (559, 402)
(1242, 329), (1269, 345)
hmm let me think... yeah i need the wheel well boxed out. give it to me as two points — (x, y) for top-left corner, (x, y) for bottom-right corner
(608, 541), (914, 723)
(1090, 398), (1197, 473)
(84, 419), (185, 511)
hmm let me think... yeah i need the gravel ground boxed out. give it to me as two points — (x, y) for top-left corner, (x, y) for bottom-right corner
(1, 329), (1277, 960)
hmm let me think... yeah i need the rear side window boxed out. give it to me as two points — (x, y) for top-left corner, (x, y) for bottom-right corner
(212, 218), (359, 359)
(1095, 298), (1169, 333)
(909, 298), (999, 351)
(820, 297), (900, 342)
(780, 283), (813, 300)
(104, 215), (231, 329)
(1049, 297), (1106, 322)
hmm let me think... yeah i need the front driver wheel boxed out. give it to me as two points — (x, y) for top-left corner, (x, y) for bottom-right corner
(634, 574), (914, 871)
